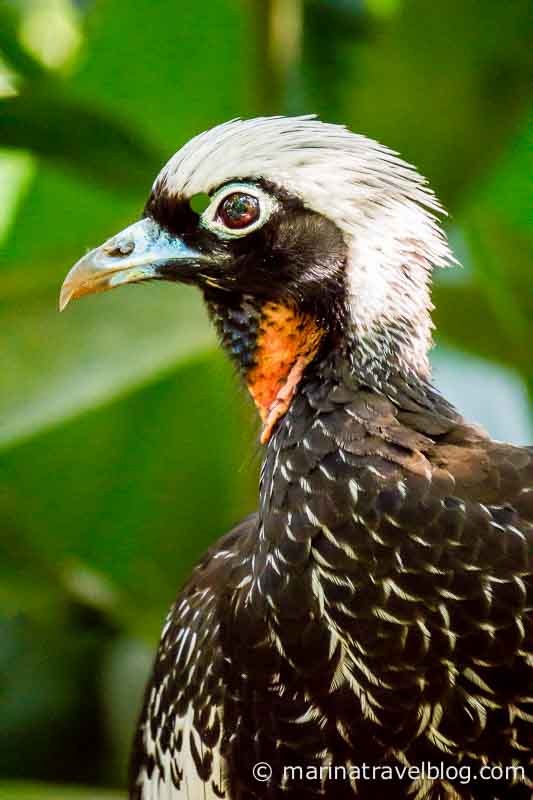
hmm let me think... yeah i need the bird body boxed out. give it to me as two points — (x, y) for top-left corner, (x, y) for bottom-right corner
(61, 117), (532, 799)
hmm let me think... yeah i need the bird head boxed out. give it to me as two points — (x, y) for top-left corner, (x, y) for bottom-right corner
(60, 116), (453, 442)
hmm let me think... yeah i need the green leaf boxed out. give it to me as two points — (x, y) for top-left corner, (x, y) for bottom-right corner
(439, 113), (533, 384)
(0, 87), (161, 193)
(1, 0), (260, 448)
(0, 3), (48, 80)
(0, 614), (114, 781)
(475, 115), (532, 235)
(306, 0), (533, 206)
(0, 159), (138, 276)
(0, 350), (257, 632)
(433, 285), (530, 375)
(73, 0), (260, 151)
(0, 783), (123, 800)
(101, 637), (154, 781)
(0, 280), (214, 451)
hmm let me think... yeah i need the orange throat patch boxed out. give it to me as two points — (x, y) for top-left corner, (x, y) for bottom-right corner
(246, 302), (324, 444)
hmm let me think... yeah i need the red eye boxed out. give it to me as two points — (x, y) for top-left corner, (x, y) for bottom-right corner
(217, 192), (260, 230)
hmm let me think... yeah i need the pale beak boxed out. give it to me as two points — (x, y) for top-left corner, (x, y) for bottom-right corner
(59, 217), (206, 311)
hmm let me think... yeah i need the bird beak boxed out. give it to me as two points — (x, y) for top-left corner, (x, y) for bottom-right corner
(59, 217), (206, 311)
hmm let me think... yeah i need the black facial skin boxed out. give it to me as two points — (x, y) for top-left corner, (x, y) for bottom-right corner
(144, 179), (350, 348)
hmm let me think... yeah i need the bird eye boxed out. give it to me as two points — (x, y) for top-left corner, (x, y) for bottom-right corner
(200, 183), (276, 239)
(217, 193), (260, 230)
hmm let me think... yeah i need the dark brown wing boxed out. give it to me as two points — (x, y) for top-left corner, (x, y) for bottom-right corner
(256, 384), (533, 797)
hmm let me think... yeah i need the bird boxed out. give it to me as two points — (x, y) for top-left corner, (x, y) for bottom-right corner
(60, 116), (532, 800)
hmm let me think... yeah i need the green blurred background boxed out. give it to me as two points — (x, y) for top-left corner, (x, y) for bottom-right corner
(0, 0), (531, 796)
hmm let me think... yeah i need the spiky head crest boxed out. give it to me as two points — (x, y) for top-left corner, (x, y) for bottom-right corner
(154, 116), (455, 377)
